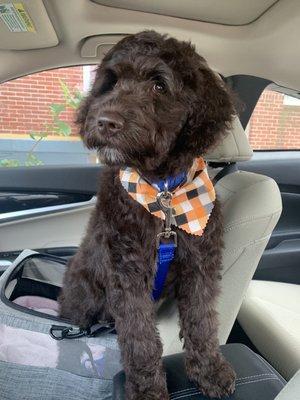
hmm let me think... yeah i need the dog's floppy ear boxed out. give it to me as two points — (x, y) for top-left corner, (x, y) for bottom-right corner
(75, 66), (104, 146)
(76, 94), (92, 134)
(75, 60), (117, 138)
(75, 90), (101, 150)
(185, 59), (236, 155)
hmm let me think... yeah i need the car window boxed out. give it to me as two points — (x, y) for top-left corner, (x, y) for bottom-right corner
(247, 88), (300, 150)
(2, 72), (300, 167)
(0, 66), (97, 167)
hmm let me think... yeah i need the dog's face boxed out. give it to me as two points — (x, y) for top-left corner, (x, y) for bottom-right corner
(77, 31), (235, 175)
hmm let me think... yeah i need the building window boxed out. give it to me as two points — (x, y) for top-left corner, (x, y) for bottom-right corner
(283, 95), (300, 107)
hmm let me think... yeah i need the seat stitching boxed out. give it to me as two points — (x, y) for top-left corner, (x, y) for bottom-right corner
(170, 373), (275, 396)
(218, 172), (277, 195)
(262, 211), (280, 237)
(237, 373), (276, 380)
(256, 354), (286, 386)
(169, 388), (200, 397)
(169, 376), (281, 399)
(237, 377), (280, 386)
(224, 210), (282, 232)
(217, 175), (278, 206)
(222, 240), (264, 276)
(217, 172), (270, 193)
(170, 391), (204, 400)
(222, 235), (271, 255)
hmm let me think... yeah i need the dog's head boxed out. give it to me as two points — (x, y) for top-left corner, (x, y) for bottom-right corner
(77, 31), (235, 177)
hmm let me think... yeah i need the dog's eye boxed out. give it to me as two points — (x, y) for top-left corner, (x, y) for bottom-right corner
(99, 69), (117, 95)
(152, 82), (166, 93)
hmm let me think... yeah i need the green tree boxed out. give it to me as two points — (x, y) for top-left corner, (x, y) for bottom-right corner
(1, 79), (84, 167)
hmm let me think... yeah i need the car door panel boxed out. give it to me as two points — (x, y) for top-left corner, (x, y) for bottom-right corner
(0, 202), (93, 252)
(0, 165), (101, 195)
(239, 154), (300, 284)
(0, 166), (99, 253)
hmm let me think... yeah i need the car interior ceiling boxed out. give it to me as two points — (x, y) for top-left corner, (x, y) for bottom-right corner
(0, 0), (299, 91)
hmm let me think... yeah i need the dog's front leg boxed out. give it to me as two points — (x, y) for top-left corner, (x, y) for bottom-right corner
(177, 267), (236, 398)
(107, 277), (169, 400)
(176, 203), (236, 399)
(178, 265), (235, 398)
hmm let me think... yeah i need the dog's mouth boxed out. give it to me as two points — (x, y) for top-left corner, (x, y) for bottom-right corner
(98, 145), (126, 165)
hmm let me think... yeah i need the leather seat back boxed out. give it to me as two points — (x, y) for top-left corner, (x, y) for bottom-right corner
(158, 118), (282, 354)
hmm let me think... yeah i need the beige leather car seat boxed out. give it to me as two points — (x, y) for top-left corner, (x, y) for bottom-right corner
(238, 280), (300, 380)
(274, 369), (300, 399)
(157, 118), (283, 354)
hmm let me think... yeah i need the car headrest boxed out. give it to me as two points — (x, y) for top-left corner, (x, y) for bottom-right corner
(204, 118), (253, 163)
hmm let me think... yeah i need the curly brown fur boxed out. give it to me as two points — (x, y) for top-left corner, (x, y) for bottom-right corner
(59, 31), (236, 399)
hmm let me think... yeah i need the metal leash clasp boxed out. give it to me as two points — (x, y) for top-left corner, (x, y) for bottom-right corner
(156, 182), (177, 248)
(49, 325), (87, 340)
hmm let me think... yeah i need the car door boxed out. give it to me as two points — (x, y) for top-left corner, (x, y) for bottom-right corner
(239, 86), (300, 285)
(0, 66), (98, 269)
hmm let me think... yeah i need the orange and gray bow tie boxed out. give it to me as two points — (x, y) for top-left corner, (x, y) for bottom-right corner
(119, 157), (215, 236)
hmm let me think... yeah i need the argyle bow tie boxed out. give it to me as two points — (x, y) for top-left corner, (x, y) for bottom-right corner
(119, 157), (215, 236)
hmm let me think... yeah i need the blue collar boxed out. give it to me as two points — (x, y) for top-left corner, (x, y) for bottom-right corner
(153, 171), (187, 192)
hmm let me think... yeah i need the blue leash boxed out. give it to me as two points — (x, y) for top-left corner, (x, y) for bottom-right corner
(151, 173), (186, 301)
(152, 242), (176, 301)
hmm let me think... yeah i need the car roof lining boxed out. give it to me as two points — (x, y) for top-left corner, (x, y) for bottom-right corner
(91, 0), (279, 26)
(0, 0), (299, 92)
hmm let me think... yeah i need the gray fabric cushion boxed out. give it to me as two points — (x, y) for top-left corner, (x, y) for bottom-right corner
(0, 361), (113, 400)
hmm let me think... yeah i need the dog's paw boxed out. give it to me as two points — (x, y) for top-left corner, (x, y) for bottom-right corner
(126, 381), (169, 400)
(187, 355), (236, 398)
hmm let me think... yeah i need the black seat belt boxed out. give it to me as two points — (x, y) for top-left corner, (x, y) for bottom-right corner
(210, 162), (238, 185)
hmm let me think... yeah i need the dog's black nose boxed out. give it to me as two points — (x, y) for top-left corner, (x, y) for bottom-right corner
(98, 112), (124, 134)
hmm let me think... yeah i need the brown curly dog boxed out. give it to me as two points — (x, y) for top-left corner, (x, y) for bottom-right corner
(59, 31), (236, 399)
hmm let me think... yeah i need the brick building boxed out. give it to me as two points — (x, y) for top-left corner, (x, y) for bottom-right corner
(0, 66), (299, 164)
(0, 67), (84, 139)
(249, 90), (300, 150)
